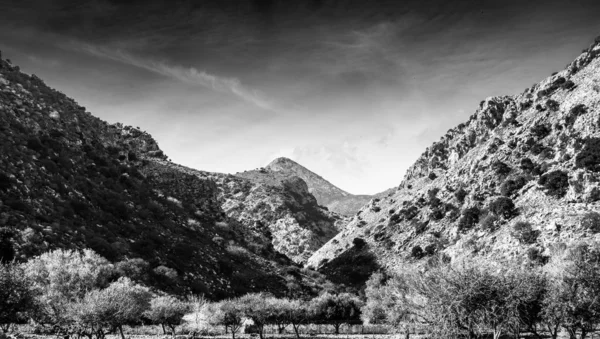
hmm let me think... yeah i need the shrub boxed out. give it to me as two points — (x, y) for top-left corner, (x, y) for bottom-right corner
(526, 248), (548, 265)
(458, 207), (480, 231)
(492, 161), (511, 176)
(538, 170), (569, 198)
(581, 212), (600, 233)
(566, 104), (587, 126)
(353, 238), (366, 249)
(428, 172), (437, 180)
(511, 221), (538, 244)
(520, 158), (535, 173)
(575, 138), (600, 172)
(411, 245), (424, 259)
(428, 187), (440, 200)
(500, 176), (528, 197)
(454, 188), (468, 203)
(489, 197), (516, 219)
(531, 124), (551, 139)
(480, 214), (499, 232)
(546, 99), (560, 111)
(424, 244), (437, 256)
(562, 80), (576, 90)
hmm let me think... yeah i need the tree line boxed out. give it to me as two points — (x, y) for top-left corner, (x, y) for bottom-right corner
(362, 242), (600, 339)
(0, 249), (363, 339)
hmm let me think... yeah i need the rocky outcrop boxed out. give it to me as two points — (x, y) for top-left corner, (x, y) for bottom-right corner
(155, 161), (346, 264)
(242, 157), (393, 216)
(307, 37), (600, 275)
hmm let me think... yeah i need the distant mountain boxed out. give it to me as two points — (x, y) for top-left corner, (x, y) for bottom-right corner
(239, 157), (393, 216)
(307, 37), (600, 284)
(0, 54), (338, 298)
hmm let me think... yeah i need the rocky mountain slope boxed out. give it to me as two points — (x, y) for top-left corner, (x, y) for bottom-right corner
(0, 53), (338, 299)
(308, 37), (600, 277)
(239, 157), (392, 216)
(147, 160), (346, 264)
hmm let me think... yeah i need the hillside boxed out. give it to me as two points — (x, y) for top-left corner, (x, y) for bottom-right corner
(238, 157), (393, 216)
(307, 37), (600, 277)
(0, 53), (338, 299)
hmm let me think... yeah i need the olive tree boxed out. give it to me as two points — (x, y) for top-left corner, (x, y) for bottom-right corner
(145, 295), (190, 337)
(206, 300), (243, 339)
(0, 262), (35, 333)
(69, 277), (151, 339)
(22, 249), (114, 329)
(309, 292), (362, 334)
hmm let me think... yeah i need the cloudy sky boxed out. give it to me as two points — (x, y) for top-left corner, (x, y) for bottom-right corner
(1, 0), (600, 194)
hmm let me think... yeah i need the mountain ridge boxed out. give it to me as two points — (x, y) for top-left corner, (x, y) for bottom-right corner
(236, 156), (394, 216)
(307, 36), (600, 277)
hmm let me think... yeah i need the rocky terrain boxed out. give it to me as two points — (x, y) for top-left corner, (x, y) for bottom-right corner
(308, 37), (600, 276)
(147, 160), (346, 264)
(0, 53), (338, 298)
(239, 157), (393, 216)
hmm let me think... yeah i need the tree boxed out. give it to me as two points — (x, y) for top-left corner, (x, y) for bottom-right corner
(238, 293), (272, 339)
(543, 244), (600, 339)
(69, 277), (152, 339)
(22, 249), (115, 330)
(0, 262), (35, 333)
(206, 300), (243, 339)
(283, 299), (310, 339)
(362, 272), (413, 339)
(309, 292), (362, 334)
(145, 295), (190, 337)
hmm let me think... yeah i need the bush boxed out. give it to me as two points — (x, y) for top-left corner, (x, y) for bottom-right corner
(411, 245), (424, 259)
(480, 214), (499, 232)
(458, 207), (480, 231)
(575, 138), (600, 172)
(511, 221), (538, 244)
(581, 212), (600, 233)
(520, 158), (535, 173)
(500, 176), (528, 197)
(428, 172), (437, 180)
(454, 188), (468, 203)
(538, 170), (569, 198)
(546, 99), (560, 111)
(531, 124), (551, 139)
(566, 104), (587, 126)
(353, 237), (366, 249)
(489, 197), (516, 219)
(492, 161), (511, 176)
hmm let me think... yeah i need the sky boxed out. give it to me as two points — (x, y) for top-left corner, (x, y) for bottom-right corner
(1, 0), (600, 194)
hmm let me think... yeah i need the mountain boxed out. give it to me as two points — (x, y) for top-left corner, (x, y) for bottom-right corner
(0, 54), (340, 298)
(238, 157), (393, 216)
(307, 37), (600, 282)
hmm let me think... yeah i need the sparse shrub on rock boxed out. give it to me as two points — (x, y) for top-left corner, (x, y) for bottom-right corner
(489, 197), (516, 219)
(458, 207), (480, 231)
(428, 172), (437, 180)
(492, 161), (511, 176)
(546, 99), (560, 111)
(538, 170), (569, 198)
(353, 237), (366, 249)
(581, 212), (600, 233)
(511, 221), (539, 244)
(575, 138), (600, 172)
(500, 176), (527, 197)
(411, 245), (424, 259)
(531, 123), (551, 139)
(566, 104), (587, 127)
(454, 187), (468, 203)
(480, 214), (499, 232)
